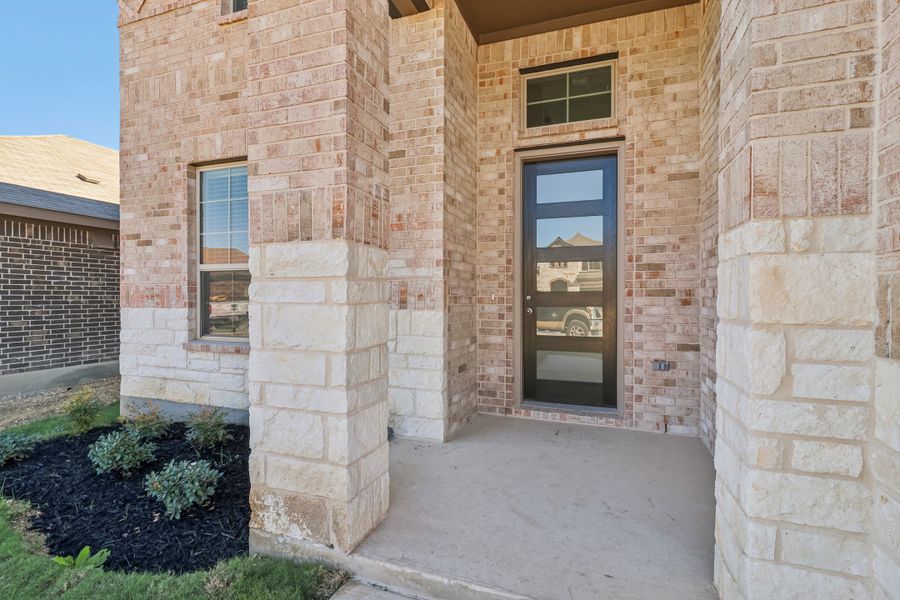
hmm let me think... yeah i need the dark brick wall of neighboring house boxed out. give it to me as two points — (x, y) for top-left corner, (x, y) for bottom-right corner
(0, 216), (120, 376)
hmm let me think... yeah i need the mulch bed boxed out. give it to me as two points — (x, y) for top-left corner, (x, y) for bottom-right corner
(0, 423), (250, 574)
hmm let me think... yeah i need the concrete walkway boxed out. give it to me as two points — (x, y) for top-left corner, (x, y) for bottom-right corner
(332, 582), (411, 600)
(355, 415), (716, 600)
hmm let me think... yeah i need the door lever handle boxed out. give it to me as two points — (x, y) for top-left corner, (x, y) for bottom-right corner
(525, 307), (534, 315)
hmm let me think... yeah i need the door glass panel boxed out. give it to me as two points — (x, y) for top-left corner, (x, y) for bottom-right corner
(536, 306), (602, 337)
(527, 100), (567, 128)
(537, 261), (603, 292)
(537, 215), (603, 248)
(536, 350), (603, 383)
(536, 169), (603, 203)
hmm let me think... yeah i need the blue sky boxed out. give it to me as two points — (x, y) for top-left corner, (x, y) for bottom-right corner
(0, 2), (120, 149)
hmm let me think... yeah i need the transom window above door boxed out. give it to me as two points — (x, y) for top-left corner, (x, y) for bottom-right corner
(524, 62), (614, 128)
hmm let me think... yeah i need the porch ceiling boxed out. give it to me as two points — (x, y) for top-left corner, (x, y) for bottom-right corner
(454, 0), (699, 44)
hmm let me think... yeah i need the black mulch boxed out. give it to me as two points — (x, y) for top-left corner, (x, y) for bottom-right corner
(0, 423), (250, 574)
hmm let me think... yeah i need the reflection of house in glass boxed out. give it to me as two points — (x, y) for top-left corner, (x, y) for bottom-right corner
(203, 266), (251, 337)
(202, 244), (251, 338)
(537, 233), (603, 292)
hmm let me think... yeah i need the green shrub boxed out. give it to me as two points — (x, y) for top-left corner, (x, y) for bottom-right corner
(63, 388), (102, 434)
(52, 546), (110, 569)
(88, 430), (156, 476)
(145, 460), (222, 520)
(0, 433), (36, 465)
(120, 408), (170, 440)
(186, 408), (232, 450)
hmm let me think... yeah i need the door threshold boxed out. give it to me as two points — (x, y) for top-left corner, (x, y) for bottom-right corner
(521, 400), (620, 416)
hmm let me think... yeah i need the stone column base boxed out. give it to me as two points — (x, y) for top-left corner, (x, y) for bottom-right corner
(248, 239), (390, 553)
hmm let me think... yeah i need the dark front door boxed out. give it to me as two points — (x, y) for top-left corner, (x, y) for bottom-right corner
(522, 155), (617, 408)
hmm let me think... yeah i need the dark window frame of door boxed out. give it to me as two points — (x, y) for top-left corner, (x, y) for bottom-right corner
(513, 141), (625, 416)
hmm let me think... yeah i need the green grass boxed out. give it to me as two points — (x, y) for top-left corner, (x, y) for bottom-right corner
(4, 403), (120, 438)
(0, 412), (346, 600)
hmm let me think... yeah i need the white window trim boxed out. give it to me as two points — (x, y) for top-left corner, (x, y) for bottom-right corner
(521, 60), (617, 128)
(196, 161), (249, 342)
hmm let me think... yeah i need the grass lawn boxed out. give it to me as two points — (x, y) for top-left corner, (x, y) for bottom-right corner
(4, 402), (120, 438)
(0, 407), (345, 600)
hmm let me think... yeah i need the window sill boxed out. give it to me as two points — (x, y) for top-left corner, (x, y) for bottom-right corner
(218, 8), (247, 25)
(518, 117), (620, 141)
(183, 340), (250, 355)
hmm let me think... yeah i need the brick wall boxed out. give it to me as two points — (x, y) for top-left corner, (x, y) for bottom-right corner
(119, 0), (250, 411)
(0, 217), (119, 376)
(476, 5), (703, 434)
(442, 0), (478, 435)
(388, 4), (448, 439)
(119, 0), (248, 311)
(698, 0), (720, 454)
(387, 0), (477, 440)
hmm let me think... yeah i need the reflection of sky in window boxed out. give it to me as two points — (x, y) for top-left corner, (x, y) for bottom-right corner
(537, 216), (603, 247)
(536, 169), (603, 203)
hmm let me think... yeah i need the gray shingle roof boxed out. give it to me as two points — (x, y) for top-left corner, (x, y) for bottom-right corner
(0, 181), (119, 221)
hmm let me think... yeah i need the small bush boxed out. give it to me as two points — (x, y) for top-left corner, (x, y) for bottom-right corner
(88, 430), (156, 476)
(120, 408), (170, 440)
(0, 433), (35, 465)
(186, 408), (232, 450)
(63, 388), (102, 434)
(52, 546), (110, 570)
(145, 459), (221, 520)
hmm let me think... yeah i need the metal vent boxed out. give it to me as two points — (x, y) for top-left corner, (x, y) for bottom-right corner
(76, 173), (101, 185)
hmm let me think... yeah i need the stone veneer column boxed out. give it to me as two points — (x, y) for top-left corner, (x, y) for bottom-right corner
(872, 0), (900, 596)
(711, 1), (882, 597)
(246, 0), (390, 553)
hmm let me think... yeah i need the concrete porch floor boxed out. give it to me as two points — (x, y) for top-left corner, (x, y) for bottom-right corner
(355, 415), (716, 600)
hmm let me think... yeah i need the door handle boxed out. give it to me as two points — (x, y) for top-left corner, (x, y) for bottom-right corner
(525, 308), (534, 315)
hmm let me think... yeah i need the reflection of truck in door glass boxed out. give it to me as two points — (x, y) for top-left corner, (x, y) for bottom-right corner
(535, 307), (602, 337)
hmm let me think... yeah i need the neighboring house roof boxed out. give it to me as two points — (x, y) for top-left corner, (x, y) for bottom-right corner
(0, 181), (119, 222)
(548, 233), (601, 247)
(0, 135), (119, 228)
(0, 135), (119, 204)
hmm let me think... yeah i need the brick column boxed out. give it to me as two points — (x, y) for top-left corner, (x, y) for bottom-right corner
(387, 0), (478, 441)
(246, 0), (390, 553)
(708, 1), (880, 597)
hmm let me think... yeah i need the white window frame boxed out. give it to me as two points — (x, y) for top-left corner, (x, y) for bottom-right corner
(196, 161), (249, 342)
(521, 60), (617, 128)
